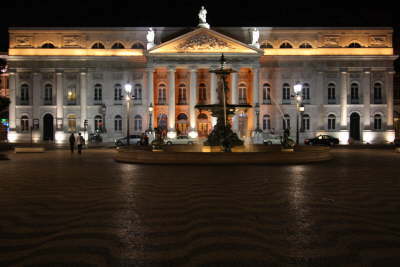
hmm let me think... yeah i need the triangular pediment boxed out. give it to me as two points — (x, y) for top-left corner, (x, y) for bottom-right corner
(149, 28), (262, 54)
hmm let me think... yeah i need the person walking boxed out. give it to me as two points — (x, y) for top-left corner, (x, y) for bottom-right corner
(77, 132), (84, 155)
(69, 133), (75, 153)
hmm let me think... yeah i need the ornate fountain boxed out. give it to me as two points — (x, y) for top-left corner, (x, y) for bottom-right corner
(195, 54), (251, 152)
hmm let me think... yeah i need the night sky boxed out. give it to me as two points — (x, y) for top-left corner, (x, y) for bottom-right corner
(1, 0), (399, 53)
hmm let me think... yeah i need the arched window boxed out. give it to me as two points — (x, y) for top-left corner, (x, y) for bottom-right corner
(94, 115), (103, 132)
(374, 114), (382, 130)
(260, 42), (273, 48)
(374, 82), (382, 103)
(157, 114), (168, 130)
(198, 113), (208, 120)
(94, 84), (102, 101)
(302, 114), (310, 131)
(328, 114), (336, 130)
(299, 43), (312, 48)
(67, 114), (76, 132)
(351, 82), (359, 103)
(134, 84), (142, 100)
(178, 84), (187, 104)
(67, 86), (76, 105)
(263, 83), (271, 104)
(177, 113), (188, 121)
(328, 83), (336, 102)
(280, 42), (293, 48)
(114, 115), (122, 131)
(114, 84), (122, 101)
(21, 115), (29, 132)
(158, 84), (166, 104)
(131, 42), (145, 49)
(111, 42), (125, 49)
(282, 83), (291, 102)
(263, 114), (271, 130)
(238, 83), (247, 104)
(20, 84), (29, 104)
(92, 42), (105, 49)
(134, 115), (142, 131)
(41, 43), (55, 48)
(283, 114), (290, 130)
(199, 83), (207, 103)
(302, 83), (310, 100)
(348, 42), (362, 48)
(44, 84), (53, 105)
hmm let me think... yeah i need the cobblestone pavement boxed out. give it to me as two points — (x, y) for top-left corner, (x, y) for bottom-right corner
(1, 149), (400, 266)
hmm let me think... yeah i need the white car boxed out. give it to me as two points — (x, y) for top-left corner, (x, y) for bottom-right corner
(165, 135), (197, 145)
(263, 135), (282, 145)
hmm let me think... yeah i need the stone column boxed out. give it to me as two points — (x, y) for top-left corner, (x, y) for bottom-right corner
(362, 70), (371, 129)
(33, 72), (40, 120)
(340, 70), (348, 129)
(189, 67), (198, 133)
(210, 70), (217, 127)
(56, 72), (63, 122)
(8, 73), (16, 130)
(386, 70), (394, 128)
(317, 71), (325, 130)
(252, 68), (260, 131)
(231, 71), (239, 132)
(167, 67), (176, 136)
(80, 72), (87, 128)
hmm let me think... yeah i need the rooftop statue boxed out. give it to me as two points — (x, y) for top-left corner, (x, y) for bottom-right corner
(146, 28), (155, 50)
(198, 6), (210, 29)
(251, 28), (260, 48)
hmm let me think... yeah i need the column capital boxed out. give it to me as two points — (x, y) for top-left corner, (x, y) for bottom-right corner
(363, 68), (371, 74)
(167, 66), (176, 72)
(387, 69), (395, 75)
(189, 66), (198, 72)
(146, 67), (155, 72)
(56, 72), (63, 76)
(340, 68), (347, 74)
(80, 72), (87, 76)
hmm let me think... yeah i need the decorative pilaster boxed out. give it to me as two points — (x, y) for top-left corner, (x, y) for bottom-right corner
(340, 70), (348, 129)
(80, 72), (87, 128)
(189, 67), (198, 133)
(386, 70), (395, 128)
(8, 73), (16, 130)
(317, 71), (325, 130)
(33, 73), (40, 121)
(56, 72), (63, 121)
(362, 70), (371, 129)
(252, 68), (259, 131)
(147, 68), (154, 129)
(167, 67), (176, 137)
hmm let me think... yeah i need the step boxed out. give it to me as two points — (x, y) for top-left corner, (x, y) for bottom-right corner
(15, 147), (45, 153)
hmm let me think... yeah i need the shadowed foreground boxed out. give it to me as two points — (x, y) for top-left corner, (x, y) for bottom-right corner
(1, 149), (400, 266)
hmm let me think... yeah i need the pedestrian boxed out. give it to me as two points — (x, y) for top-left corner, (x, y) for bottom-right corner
(69, 133), (75, 153)
(77, 132), (84, 154)
(144, 133), (149, 146)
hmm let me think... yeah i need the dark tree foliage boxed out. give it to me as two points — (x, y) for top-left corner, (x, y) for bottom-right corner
(0, 96), (10, 114)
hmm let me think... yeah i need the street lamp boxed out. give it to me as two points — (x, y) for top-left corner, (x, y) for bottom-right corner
(254, 102), (262, 133)
(293, 81), (303, 145)
(148, 102), (153, 131)
(125, 82), (132, 146)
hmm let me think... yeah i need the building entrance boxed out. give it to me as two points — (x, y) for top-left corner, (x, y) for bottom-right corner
(43, 113), (54, 141)
(350, 113), (360, 141)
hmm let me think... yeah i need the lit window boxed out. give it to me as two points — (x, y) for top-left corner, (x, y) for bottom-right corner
(134, 84), (142, 100)
(158, 84), (166, 104)
(199, 83), (207, 103)
(134, 115), (142, 131)
(263, 114), (271, 130)
(178, 84), (187, 104)
(263, 83), (271, 103)
(239, 83), (247, 104)
(68, 114), (76, 132)
(21, 115), (29, 132)
(94, 115), (103, 132)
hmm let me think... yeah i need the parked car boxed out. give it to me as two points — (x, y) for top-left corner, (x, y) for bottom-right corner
(89, 133), (103, 143)
(115, 135), (142, 146)
(304, 135), (339, 146)
(394, 138), (400, 146)
(165, 135), (197, 145)
(263, 135), (282, 145)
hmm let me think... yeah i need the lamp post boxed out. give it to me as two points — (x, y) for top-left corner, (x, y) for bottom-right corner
(255, 102), (261, 132)
(293, 82), (303, 145)
(125, 82), (132, 146)
(148, 103), (153, 131)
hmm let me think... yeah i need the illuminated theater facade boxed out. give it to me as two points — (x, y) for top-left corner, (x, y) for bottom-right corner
(6, 19), (397, 144)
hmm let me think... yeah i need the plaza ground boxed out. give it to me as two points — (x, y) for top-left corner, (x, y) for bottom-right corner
(0, 148), (400, 266)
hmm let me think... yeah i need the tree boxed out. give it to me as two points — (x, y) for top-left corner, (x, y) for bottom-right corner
(0, 96), (10, 115)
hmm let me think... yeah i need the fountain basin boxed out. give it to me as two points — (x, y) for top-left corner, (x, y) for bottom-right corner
(114, 145), (332, 165)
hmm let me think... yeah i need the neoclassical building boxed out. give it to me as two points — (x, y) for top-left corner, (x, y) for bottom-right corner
(5, 16), (398, 144)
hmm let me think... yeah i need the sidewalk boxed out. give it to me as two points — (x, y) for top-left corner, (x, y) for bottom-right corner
(0, 142), (116, 151)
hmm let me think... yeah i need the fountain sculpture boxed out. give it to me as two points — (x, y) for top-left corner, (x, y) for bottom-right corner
(195, 54), (251, 152)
